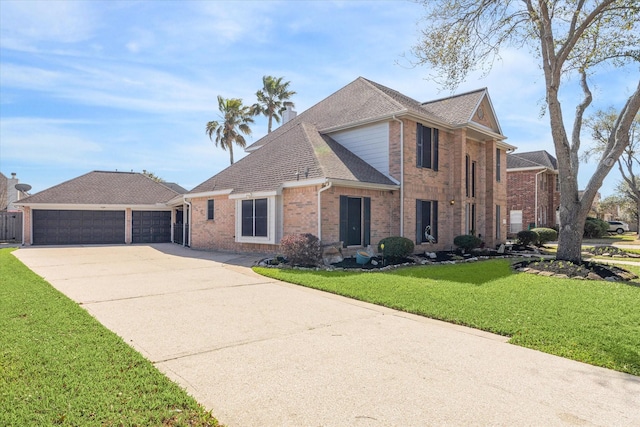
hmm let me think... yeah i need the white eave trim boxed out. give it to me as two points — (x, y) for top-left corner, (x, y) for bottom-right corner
(281, 178), (327, 189)
(507, 166), (558, 173)
(328, 179), (400, 191)
(184, 189), (233, 199)
(229, 190), (280, 200)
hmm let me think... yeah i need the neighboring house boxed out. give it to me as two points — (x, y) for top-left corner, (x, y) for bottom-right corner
(506, 150), (560, 234)
(184, 77), (515, 254)
(1, 172), (30, 242)
(1, 172), (30, 211)
(16, 171), (187, 245)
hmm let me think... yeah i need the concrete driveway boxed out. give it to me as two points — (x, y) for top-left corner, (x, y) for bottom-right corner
(13, 244), (640, 426)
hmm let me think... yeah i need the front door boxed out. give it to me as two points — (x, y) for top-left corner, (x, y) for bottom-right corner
(347, 197), (362, 246)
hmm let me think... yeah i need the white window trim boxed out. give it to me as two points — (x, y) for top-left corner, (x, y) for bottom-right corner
(235, 196), (277, 244)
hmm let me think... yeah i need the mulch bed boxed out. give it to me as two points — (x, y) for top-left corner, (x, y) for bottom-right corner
(512, 259), (638, 282)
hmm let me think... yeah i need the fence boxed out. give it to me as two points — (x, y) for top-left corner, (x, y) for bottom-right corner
(0, 211), (22, 242)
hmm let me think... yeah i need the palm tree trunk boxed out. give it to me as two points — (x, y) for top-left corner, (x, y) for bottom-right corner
(229, 144), (234, 164)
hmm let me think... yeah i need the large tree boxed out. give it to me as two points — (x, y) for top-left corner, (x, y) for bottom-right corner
(583, 109), (640, 237)
(413, 0), (640, 262)
(206, 95), (254, 165)
(252, 75), (296, 133)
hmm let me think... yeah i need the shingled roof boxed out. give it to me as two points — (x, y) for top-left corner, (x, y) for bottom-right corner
(421, 88), (487, 126)
(247, 77), (452, 151)
(190, 121), (396, 194)
(507, 150), (558, 170)
(197, 77), (500, 195)
(17, 171), (184, 205)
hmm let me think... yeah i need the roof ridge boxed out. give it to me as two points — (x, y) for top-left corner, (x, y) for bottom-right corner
(421, 87), (487, 105)
(359, 77), (414, 111)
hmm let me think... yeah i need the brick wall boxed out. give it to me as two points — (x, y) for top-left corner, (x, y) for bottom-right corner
(506, 169), (559, 234)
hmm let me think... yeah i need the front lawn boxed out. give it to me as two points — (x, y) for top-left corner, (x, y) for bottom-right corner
(0, 249), (220, 426)
(255, 259), (640, 376)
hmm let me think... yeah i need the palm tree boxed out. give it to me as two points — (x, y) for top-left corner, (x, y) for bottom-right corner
(206, 95), (254, 165)
(252, 75), (296, 133)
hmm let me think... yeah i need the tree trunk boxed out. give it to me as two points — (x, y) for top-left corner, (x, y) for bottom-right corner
(636, 198), (640, 240)
(556, 196), (588, 262)
(229, 144), (234, 165)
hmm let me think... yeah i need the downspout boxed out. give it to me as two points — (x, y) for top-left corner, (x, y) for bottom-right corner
(534, 169), (545, 228)
(184, 198), (192, 247)
(392, 116), (404, 236)
(317, 180), (332, 240)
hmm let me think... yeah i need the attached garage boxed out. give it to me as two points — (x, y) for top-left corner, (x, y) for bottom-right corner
(32, 210), (126, 245)
(16, 171), (187, 246)
(132, 211), (171, 243)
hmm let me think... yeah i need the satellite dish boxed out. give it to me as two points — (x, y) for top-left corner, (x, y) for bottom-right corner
(15, 183), (32, 192)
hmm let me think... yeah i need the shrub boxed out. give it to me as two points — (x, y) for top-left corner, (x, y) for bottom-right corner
(453, 234), (482, 252)
(378, 236), (414, 259)
(530, 227), (558, 245)
(517, 230), (538, 246)
(584, 217), (608, 238)
(279, 233), (322, 266)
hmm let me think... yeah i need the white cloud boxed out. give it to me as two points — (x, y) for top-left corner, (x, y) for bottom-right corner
(0, 0), (98, 47)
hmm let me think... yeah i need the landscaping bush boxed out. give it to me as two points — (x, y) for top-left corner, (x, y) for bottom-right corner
(279, 233), (322, 266)
(584, 217), (609, 238)
(377, 236), (414, 260)
(517, 230), (538, 246)
(453, 234), (482, 252)
(530, 227), (558, 245)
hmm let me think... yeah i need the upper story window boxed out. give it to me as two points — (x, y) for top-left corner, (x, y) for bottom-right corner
(417, 123), (439, 170)
(496, 148), (501, 182)
(207, 199), (214, 220)
(472, 161), (476, 197)
(465, 155), (470, 197)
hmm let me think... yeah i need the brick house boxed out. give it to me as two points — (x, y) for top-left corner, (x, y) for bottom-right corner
(506, 150), (560, 235)
(184, 77), (515, 254)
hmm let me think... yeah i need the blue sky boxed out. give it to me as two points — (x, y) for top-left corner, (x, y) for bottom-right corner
(1, 0), (636, 197)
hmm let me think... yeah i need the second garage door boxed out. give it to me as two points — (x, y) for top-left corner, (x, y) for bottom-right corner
(32, 210), (125, 245)
(132, 211), (171, 243)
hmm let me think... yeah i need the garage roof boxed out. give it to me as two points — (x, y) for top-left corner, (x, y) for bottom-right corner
(16, 171), (184, 205)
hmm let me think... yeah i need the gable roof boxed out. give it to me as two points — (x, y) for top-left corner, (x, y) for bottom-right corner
(190, 121), (397, 195)
(421, 88), (486, 125)
(17, 171), (183, 205)
(507, 150), (558, 170)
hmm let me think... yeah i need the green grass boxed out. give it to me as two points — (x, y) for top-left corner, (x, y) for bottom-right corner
(0, 249), (220, 427)
(255, 259), (640, 376)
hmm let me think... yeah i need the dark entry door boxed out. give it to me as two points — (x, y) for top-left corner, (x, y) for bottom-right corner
(132, 211), (171, 243)
(346, 197), (362, 246)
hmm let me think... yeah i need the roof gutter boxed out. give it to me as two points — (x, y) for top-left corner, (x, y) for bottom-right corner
(392, 115), (404, 237)
(317, 180), (332, 240)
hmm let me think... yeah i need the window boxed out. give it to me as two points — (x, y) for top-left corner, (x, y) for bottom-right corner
(417, 124), (439, 170)
(496, 205), (501, 240)
(465, 203), (476, 235)
(471, 161), (476, 197)
(465, 155), (470, 197)
(416, 200), (438, 244)
(207, 199), (214, 220)
(555, 174), (560, 192)
(496, 148), (501, 182)
(241, 198), (268, 237)
(339, 196), (370, 247)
